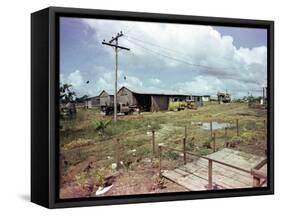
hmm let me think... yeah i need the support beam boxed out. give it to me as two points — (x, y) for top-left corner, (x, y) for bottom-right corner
(208, 160), (213, 189)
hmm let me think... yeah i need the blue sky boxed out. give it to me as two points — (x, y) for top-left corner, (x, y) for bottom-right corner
(214, 26), (267, 49)
(60, 17), (267, 99)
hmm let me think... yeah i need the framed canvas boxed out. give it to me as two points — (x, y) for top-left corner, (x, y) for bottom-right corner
(31, 6), (274, 208)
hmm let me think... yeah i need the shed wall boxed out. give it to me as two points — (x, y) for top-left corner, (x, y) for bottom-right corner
(100, 91), (113, 106)
(117, 87), (136, 105)
(151, 95), (169, 112)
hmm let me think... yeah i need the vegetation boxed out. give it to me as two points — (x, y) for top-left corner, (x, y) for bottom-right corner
(60, 83), (77, 120)
(60, 102), (267, 197)
(95, 119), (112, 137)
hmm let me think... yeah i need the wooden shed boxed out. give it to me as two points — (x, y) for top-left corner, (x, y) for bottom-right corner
(85, 96), (100, 108)
(117, 87), (169, 112)
(117, 86), (203, 112)
(99, 90), (114, 107)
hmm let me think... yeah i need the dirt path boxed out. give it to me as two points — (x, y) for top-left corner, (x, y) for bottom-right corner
(60, 158), (187, 199)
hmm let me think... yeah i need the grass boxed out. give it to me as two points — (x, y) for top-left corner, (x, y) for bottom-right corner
(60, 102), (267, 181)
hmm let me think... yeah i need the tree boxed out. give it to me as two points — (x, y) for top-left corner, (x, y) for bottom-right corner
(60, 83), (76, 102)
(95, 120), (112, 137)
(60, 83), (77, 119)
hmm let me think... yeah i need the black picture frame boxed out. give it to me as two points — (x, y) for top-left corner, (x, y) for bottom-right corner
(31, 6), (274, 208)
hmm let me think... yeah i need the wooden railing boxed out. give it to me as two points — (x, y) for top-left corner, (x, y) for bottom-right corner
(251, 158), (267, 187)
(158, 143), (266, 189)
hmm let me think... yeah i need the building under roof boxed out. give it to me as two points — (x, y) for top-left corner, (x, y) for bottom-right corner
(117, 86), (203, 112)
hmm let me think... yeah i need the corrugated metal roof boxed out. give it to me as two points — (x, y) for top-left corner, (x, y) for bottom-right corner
(118, 86), (202, 97)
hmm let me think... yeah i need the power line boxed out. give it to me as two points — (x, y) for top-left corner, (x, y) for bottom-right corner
(125, 34), (236, 64)
(124, 35), (192, 59)
(124, 37), (233, 73)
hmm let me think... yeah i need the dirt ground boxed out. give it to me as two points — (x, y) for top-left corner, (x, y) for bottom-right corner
(59, 102), (267, 199)
(60, 157), (187, 199)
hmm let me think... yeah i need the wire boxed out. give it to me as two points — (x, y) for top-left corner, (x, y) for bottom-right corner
(124, 35), (192, 60)
(125, 34), (236, 64)
(124, 37), (235, 74)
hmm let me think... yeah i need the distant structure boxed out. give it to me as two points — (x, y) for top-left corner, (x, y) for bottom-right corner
(85, 87), (203, 112)
(99, 90), (114, 107)
(217, 92), (231, 103)
(202, 95), (211, 102)
(260, 87), (267, 105)
(210, 95), (218, 102)
(85, 96), (100, 109)
(117, 86), (203, 112)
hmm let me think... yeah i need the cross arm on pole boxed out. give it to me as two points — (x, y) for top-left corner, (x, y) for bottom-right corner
(102, 42), (130, 51)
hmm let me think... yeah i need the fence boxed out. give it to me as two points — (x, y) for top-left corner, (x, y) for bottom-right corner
(61, 118), (267, 179)
(150, 119), (267, 156)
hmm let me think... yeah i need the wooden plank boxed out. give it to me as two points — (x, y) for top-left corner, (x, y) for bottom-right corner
(163, 148), (267, 191)
(208, 160), (213, 189)
(162, 170), (208, 191)
(181, 162), (251, 188)
(197, 159), (252, 185)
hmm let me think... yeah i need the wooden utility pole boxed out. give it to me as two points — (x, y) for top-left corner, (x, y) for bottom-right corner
(102, 31), (130, 122)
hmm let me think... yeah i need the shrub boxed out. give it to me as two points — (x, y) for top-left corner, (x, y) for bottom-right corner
(95, 120), (112, 136)
(163, 151), (179, 160)
(202, 138), (212, 149)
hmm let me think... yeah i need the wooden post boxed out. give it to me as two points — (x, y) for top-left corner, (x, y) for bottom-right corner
(183, 138), (186, 165)
(116, 138), (120, 170)
(158, 145), (162, 178)
(152, 130), (155, 156)
(213, 132), (216, 152)
(263, 119), (267, 145)
(236, 119), (239, 136)
(184, 125), (187, 141)
(210, 120), (213, 137)
(224, 127), (228, 146)
(253, 176), (260, 187)
(208, 160), (213, 189)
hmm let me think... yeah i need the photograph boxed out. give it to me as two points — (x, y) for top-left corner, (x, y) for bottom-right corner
(58, 17), (268, 199)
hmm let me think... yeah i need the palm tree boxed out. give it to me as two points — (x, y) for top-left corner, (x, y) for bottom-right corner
(95, 120), (112, 136)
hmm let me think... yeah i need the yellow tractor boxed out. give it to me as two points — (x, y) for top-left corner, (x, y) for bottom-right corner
(168, 100), (197, 111)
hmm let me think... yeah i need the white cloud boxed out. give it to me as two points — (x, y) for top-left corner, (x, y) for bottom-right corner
(234, 47), (267, 65)
(66, 19), (267, 98)
(68, 70), (84, 88)
(60, 70), (87, 96)
(149, 78), (161, 85)
(60, 70), (84, 88)
(174, 75), (223, 95)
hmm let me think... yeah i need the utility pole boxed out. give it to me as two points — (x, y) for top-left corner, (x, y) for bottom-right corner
(102, 31), (130, 122)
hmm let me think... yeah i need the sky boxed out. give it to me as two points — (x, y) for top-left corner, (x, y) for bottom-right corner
(60, 17), (267, 99)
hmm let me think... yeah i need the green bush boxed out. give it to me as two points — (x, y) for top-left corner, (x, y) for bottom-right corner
(202, 138), (212, 149)
(231, 136), (243, 143)
(163, 151), (179, 160)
